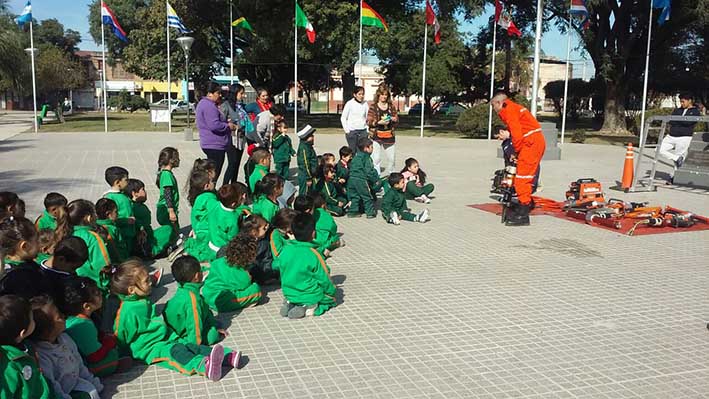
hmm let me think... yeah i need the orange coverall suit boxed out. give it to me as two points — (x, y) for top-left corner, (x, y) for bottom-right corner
(498, 99), (546, 205)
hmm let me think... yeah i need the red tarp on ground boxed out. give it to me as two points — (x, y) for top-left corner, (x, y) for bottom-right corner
(467, 202), (709, 236)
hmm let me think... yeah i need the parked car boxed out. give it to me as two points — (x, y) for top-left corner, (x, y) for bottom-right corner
(434, 102), (468, 116)
(408, 103), (423, 114)
(285, 101), (305, 113)
(151, 99), (194, 113)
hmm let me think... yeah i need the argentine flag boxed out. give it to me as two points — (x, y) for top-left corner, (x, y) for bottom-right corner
(15, 1), (32, 26)
(167, 2), (191, 34)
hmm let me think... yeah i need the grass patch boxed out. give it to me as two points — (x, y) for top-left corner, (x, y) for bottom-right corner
(37, 111), (193, 133)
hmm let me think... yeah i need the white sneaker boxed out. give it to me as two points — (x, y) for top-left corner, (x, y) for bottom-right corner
(421, 194), (432, 204)
(414, 195), (427, 203)
(389, 212), (401, 225)
(417, 209), (430, 223)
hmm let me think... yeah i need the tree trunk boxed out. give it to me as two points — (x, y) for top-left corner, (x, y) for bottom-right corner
(601, 80), (628, 133)
(504, 37), (512, 93)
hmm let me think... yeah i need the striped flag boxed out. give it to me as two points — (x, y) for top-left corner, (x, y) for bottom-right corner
(361, 1), (388, 32)
(425, 0), (441, 44)
(101, 2), (128, 42)
(167, 2), (191, 34)
(494, 0), (521, 37)
(295, 2), (315, 43)
(15, 1), (32, 26)
(570, 0), (590, 29)
(232, 17), (254, 33)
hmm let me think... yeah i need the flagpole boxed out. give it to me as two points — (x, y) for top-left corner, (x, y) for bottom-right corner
(166, 1), (172, 133)
(294, 1), (298, 132)
(230, 1), (234, 85)
(487, 22), (497, 140)
(560, 4), (572, 146)
(100, 20), (108, 133)
(419, 17), (428, 138)
(530, 0), (543, 117)
(638, 4), (654, 148)
(29, 20), (38, 133)
(358, 0), (363, 84)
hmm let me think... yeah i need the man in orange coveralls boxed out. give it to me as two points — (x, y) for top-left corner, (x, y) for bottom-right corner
(491, 92), (545, 226)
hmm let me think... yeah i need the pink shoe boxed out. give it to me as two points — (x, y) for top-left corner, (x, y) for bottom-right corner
(204, 344), (225, 381)
(150, 268), (163, 287)
(226, 350), (242, 369)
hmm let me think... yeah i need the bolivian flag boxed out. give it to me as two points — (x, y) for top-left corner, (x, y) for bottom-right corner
(361, 1), (388, 32)
(232, 17), (254, 33)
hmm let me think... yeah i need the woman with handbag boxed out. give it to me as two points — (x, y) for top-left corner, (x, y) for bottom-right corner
(367, 84), (398, 177)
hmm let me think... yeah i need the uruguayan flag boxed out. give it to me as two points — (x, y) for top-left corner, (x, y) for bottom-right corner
(167, 2), (191, 34)
(15, 1), (32, 26)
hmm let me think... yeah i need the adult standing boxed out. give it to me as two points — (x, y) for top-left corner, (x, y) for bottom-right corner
(367, 84), (398, 177)
(196, 81), (238, 185)
(219, 83), (250, 183)
(658, 92), (700, 184)
(340, 86), (369, 152)
(244, 88), (273, 123)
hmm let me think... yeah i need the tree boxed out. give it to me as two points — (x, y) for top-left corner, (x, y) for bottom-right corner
(0, 8), (30, 92)
(35, 19), (81, 54)
(543, 79), (591, 120)
(35, 46), (85, 121)
(547, 0), (708, 132)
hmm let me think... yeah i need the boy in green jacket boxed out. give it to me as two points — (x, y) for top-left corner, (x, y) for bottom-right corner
(125, 179), (173, 258)
(278, 213), (337, 319)
(248, 149), (271, 193)
(103, 166), (136, 256)
(347, 137), (382, 218)
(381, 173), (430, 225)
(203, 235), (262, 312)
(34, 192), (67, 231)
(335, 146), (353, 198)
(296, 125), (319, 196)
(0, 295), (53, 399)
(272, 120), (296, 180)
(206, 183), (249, 260)
(315, 164), (347, 216)
(96, 197), (128, 262)
(163, 256), (242, 366)
(309, 193), (344, 256)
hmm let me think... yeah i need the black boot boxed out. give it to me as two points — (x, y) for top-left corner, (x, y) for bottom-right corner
(505, 203), (530, 226)
(502, 202), (518, 224)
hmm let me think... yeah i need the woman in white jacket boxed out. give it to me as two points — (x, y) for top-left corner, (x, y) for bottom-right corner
(340, 86), (369, 152)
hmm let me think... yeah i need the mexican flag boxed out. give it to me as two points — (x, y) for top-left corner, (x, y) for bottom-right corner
(295, 2), (316, 43)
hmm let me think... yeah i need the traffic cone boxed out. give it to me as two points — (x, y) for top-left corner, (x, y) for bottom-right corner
(621, 143), (634, 190)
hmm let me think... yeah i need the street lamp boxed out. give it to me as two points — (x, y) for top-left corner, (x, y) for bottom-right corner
(176, 36), (194, 140)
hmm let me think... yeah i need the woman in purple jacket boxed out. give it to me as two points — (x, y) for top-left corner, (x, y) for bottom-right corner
(196, 81), (238, 185)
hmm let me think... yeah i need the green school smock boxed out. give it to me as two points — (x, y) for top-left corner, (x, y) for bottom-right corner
(97, 218), (128, 262)
(251, 195), (279, 223)
(206, 204), (242, 257)
(0, 344), (53, 399)
(73, 225), (111, 285)
(112, 294), (213, 376)
(35, 210), (56, 231)
(380, 186), (416, 221)
(313, 208), (339, 252)
(348, 151), (380, 186)
(156, 169), (179, 227)
(184, 192), (218, 261)
(163, 282), (225, 347)
(249, 164), (269, 193)
(268, 229), (291, 272)
(202, 257), (262, 312)
(272, 133), (296, 163)
(65, 315), (119, 377)
(297, 140), (318, 195)
(132, 201), (173, 257)
(278, 240), (336, 316)
(104, 190), (136, 252)
(315, 179), (346, 214)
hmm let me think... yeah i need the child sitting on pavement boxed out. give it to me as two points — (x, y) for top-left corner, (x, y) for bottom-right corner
(35, 192), (67, 231)
(381, 173), (430, 225)
(401, 157), (435, 204)
(248, 149), (271, 193)
(315, 164), (347, 216)
(203, 235), (263, 312)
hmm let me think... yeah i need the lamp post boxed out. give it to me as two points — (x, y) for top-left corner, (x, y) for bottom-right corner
(176, 36), (194, 140)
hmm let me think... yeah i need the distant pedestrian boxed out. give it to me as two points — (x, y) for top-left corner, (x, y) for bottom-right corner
(659, 92), (700, 183)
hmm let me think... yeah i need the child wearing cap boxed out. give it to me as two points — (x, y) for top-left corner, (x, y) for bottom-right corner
(296, 125), (318, 196)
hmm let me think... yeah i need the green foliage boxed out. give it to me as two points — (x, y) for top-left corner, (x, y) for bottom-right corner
(455, 102), (500, 137)
(35, 19), (81, 54)
(0, 14), (29, 91)
(35, 46), (85, 99)
(108, 90), (149, 112)
(543, 79), (591, 120)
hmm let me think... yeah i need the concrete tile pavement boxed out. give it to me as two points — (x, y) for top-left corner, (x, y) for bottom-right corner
(1, 131), (709, 398)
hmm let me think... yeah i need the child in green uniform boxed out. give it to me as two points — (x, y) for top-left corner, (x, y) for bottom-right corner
(103, 166), (136, 255)
(182, 168), (218, 262)
(124, 179), (173, 258)
(155, 147), (181, 242)
(272, 120), (296, 180)
(163, 256), (241, 367)
(347, 137), (382, 218)
(401, 157), (435, 203)
(1, 216), (40, 270)
(203, 235), (263, 312)
(278, 213), (337, 319)
(311, 193), (345, 255)
(0, 295), (53, 399)
(248, 149), (271, 193)
(252, 173), (284, 223)
(268, 208), (297, 273)
(335, 146), (353, 197)
(296, 125), (318, 196)
(62, 277), (125, 377)
(315, 164), (347, 216)
(109, 259), (239, 381)
(381, 173), (430, 225)
(207, 183), (250, 259)
(96, 198), (128, 262)
(34, 192), (67, 231)
(29, 295), (104, 399)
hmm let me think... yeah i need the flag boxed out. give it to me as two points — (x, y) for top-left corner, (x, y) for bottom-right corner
(652, 0), (671, 25)
(570, 0), (590, 30)
(494, 0), (522, 37)
(425, 0), (441, 44)
(295, 2), (315, 43)
(167, 2), (191, 34)
(15, 1), (32, 26)
(361, 1), (388, 32)
(232, 17), (254, 32)
(101, 2), (128, 42)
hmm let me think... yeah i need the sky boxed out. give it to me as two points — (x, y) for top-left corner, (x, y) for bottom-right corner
(9, 0), (594, 79)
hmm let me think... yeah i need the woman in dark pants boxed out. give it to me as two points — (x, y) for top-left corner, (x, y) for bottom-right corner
(195, 81), (237, 185)
(219, 84), (249, 183)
